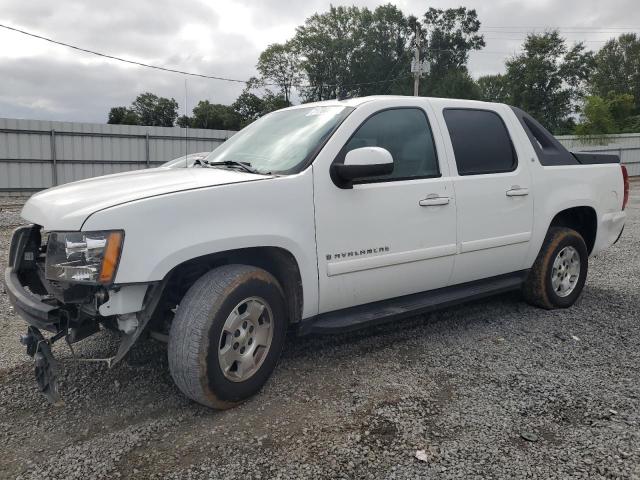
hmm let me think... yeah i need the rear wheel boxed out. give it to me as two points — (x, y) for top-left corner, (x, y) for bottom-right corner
(523, 227), (588, 309)
(168, 264), (287, 409)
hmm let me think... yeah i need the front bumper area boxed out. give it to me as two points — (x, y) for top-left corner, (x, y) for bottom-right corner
(4, 267), (60, 331)
(4, 225), (161, 404)
(4, 225), (64, 332)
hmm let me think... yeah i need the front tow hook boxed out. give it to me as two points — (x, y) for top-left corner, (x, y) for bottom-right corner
(20, 327), (63, 405)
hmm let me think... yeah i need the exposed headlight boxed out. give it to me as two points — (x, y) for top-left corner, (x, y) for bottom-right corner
(45, 231), (124, 284)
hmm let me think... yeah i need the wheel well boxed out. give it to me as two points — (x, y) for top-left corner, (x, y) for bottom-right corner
(549, 207), (597, 254)
(150, 247), (304, 331)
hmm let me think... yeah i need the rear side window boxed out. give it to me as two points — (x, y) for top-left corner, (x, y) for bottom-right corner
(342, 108), (439, 182)
(444, 109), (517, 175)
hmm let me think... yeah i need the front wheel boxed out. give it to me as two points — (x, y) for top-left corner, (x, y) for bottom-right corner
(168, 265), (287, 409)
(523, 227), (588, 309)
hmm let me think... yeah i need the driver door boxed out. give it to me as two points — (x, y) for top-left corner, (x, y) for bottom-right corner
(313, 103), (457, 314)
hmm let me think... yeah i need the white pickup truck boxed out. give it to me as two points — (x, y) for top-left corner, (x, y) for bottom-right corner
(5, 96), (629, 408)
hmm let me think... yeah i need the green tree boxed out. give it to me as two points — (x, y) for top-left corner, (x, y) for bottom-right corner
(414, 7), (484, 98)
(256, 42), (302, 104)
(176, 115), (192, 128)
(575, 96), (616, 136)
(505, 32), (592, 133)
(590, 34), (640, 111)
(575, 93), (639, 136)
(426, 69), (480, 99)
(190, 100), (241, 130)
(477, 74), (510, 103)
(131, 92), (179, 127)
(281, 5), (487, 101)
(608, 93), (636, 127)
(293, 5), (364, 101)
(232, 91), (266, 126)
(421, 7), (485, 79)
(292, 4), (413, 100)
(232, 89), (289, 127)
(351, 4), (413, 96)
(107, 106), (140, 125)
(261, 92), (289, 113)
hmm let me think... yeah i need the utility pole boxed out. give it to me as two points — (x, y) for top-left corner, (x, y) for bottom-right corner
(410, 25), (430, 96)
(413, 25), (420, 96)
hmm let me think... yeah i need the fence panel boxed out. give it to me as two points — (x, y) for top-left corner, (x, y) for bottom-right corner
(556, 133), (640, 176)
(0, 117), (235, 192)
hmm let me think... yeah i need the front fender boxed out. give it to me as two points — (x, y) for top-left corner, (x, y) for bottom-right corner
(147, 234), (310, 286)
(82, 172), (319, 318)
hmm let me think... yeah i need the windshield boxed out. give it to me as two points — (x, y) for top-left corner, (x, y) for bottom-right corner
(202, 105), (353, 174)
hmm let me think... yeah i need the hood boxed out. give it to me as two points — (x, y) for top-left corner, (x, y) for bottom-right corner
(22, 167), (271, 230)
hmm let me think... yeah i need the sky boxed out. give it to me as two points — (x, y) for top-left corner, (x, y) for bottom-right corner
(1, 0), (639, 123)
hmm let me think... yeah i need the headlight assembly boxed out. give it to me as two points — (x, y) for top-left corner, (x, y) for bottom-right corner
(45, 231), (124, 284)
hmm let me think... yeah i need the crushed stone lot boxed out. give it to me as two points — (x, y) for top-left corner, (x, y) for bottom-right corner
(1, 186), (639, 480)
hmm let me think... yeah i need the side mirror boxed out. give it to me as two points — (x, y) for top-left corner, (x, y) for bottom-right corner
(331, 146), (394, 188)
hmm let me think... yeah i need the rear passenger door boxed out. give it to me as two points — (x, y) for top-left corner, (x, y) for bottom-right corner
(439, 106), (534, 284)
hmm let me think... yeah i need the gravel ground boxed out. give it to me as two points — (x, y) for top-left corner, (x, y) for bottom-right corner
(1, 185), (639, 480)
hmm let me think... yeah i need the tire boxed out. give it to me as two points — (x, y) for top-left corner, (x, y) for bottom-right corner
(523, 227), (588, 309)
(168, 264), (287, 409)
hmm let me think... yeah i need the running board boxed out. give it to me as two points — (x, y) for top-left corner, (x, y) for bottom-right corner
(299, 271), (528, 335)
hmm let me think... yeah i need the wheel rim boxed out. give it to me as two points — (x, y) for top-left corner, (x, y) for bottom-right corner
(551, 246), (581, 297)
(218, 297), (274, 382)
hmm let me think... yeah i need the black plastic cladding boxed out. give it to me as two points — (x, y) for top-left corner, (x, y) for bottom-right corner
(510, 106), (580, 166)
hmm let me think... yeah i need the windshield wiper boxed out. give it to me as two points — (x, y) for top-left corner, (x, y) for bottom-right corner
(203, 160), (268, 175)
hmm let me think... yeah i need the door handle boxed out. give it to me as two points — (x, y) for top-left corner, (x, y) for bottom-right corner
(506, 186), (529, 197)
(419, 194), (450, 206)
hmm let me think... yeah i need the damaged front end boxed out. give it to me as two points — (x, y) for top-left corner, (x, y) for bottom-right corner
(4, 225), (162, 404)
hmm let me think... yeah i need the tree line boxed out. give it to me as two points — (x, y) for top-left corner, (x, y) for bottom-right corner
(108, 4), (640, 136)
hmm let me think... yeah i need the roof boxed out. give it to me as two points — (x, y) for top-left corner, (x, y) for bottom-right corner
(284, 95), (504, 111)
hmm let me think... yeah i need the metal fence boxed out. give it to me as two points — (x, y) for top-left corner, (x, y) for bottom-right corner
(556, 133), (640, 176)
(0, 117), (235, 192)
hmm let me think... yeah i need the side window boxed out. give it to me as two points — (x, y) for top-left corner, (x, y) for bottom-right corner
(342, 108), (439, 182)
(443, 109), (517, 175)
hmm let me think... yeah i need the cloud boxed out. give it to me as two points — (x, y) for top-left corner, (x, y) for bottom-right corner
(2, 0), (220, 58)
(0, 53), (252, 122)
(1, 0), (640, 122)
(0, 2), (258, 121)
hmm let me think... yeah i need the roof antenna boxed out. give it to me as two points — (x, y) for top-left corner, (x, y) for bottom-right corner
(184, 77), (188, 168)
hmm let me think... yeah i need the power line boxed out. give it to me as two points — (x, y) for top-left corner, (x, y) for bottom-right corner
(0, 22), (414, 90)
(483, 37), (614, 43)
(483, 32), (632, 37)
(483, 30), (637, 34)
(0, 23), (249, 84)
(483, 25), (640, 30)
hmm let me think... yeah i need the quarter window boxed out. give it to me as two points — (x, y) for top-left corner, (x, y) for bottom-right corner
(342, 108), (439, 182)
(444, 109), (517, 175)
